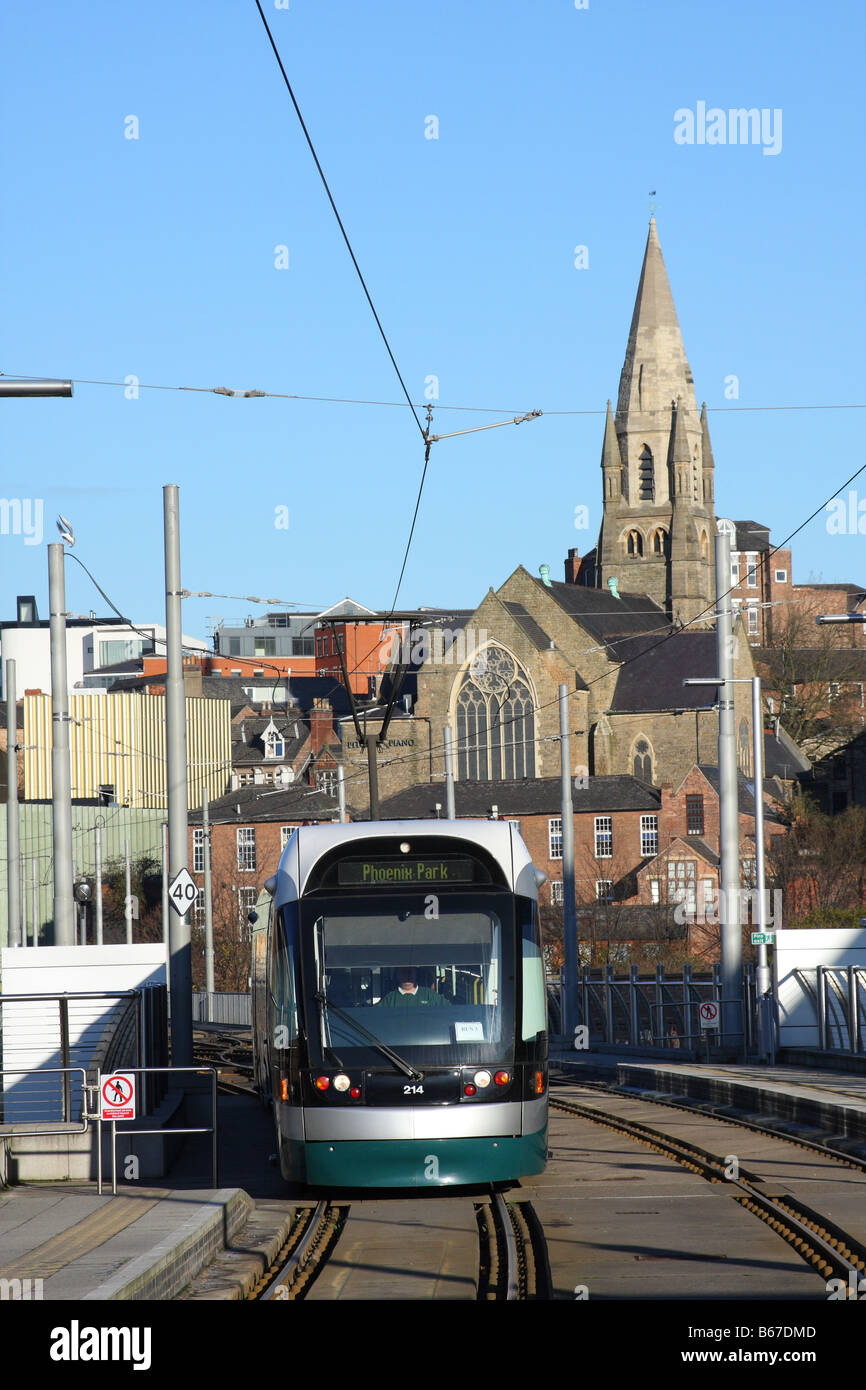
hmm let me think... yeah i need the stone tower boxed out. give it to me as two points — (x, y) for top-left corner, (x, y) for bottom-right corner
(595, 219), (717, 624)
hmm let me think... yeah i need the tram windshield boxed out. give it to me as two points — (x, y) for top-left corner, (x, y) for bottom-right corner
(304, 892), (515, 1066)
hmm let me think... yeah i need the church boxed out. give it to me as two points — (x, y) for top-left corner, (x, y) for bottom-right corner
(343, 221), (760, 807)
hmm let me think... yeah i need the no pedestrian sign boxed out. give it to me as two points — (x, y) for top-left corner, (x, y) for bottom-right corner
(169, 867), (200, 917)
(699, 1001), (720, 1030)
(101, 1072), (136, 1121)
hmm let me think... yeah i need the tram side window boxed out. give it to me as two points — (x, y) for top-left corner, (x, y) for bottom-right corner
(269, 906), (299, 1042)
(521, 905), (547, 1041)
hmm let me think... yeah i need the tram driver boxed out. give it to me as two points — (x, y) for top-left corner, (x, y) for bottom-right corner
(378, 967), (449, 1008)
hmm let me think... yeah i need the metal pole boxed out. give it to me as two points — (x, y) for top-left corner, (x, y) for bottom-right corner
(337, 763), (347, 823)
(49, 542), (75, 946)
(95, 824), (104, 945)
(203, 787), (214, 1014)
(31, 859), (38, 947)
(20, 852), (27, 947)
(161, 821), (169, 951)
(366, 731), (379, 820)
(816, 965), (827, 1050)
(559, 684), (577, 1040)
(5, 658), (19, 949)
(124, 838), (133, 945)
(629, 963), (639, 1046)
(715, 526), (743, 1050)
(444, 725), (456, 819)
(848, 966), (860, 1054)
(164, 484), (192, 1066)
(751, 676), (770, 1059)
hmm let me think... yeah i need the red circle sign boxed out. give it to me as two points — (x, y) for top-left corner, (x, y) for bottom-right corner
(700, 1002), (718, 1020)
(102, 1075), (133, 1106)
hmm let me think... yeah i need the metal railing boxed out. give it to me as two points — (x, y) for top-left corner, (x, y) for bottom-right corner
(192, 991), (251, 1026)
(793, 966), (866, 1053)
(92, 1066), (218, 1193)
(0, 1067), (89, 1135)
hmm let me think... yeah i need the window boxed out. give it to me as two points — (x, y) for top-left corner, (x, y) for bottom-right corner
(775, 569), (787, 583)
(640, 814), (658, 857)
(632, 737), (653, 782)
(701, 878), (715, 914)
(638, 446), (654, 501)
(237, 827), (256, 871)
(741, 859), (756, 889)
(193, 897), (206, 929)
(254, 638), (276, 657)
(730, 555), (740, 587)
(316, 769), (338, 797)
(686, 795), (704, 836)
(626, 529), (643, 557)
(265, 734), (284, 759)
(828, 682), (841, 702)
(193, 828), (205, 873)
(596, 880), (613, 903)
(668, 860), (696, 911)
(551, 881), (564, 906)
(280, 826), (293, 850)
(747, 605), (759, 636)
(745, 554), (758, 588)
(238, 886), (258, 937)
(595, 816), (613, 858)
(548, 817), (563, 860)
(456, 645), (536, 781)
(292, 636), (314, 656)
(228, 637), (241, 655)
(649, 879), (660, 904)
(738, 720), (751, 774)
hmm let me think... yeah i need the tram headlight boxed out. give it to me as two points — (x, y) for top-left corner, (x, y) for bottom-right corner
(333, 1074), (351, 1092)
(473, 1070), (492, 1089)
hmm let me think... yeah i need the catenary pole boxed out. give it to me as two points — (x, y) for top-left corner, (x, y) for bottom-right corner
(559, 684), (577, 1041)
(444, 725), (456, 820)
(5, 659), (19, 949)
(95, 824), (104, 944)
(203, 786), (214, 1014)
(715, 523), (743, 1050)
(164, 485), (192, 1066)
(49, 543), (75, 946)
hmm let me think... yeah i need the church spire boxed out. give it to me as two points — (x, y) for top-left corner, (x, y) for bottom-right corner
(617, 218), (698, 423)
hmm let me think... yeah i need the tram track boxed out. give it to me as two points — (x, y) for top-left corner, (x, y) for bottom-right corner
(552, 1070), (866, 1173)
(550, 1090), (866, 1295)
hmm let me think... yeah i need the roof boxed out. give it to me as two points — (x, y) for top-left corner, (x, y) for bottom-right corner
(378, 776), (660, 820)
(609, 631), (719, 711)
(529, 577), (670, 658)
(502, 602), (554, 653)
(572, 903), (687, 942)
(695, 765), (785, 824)
(752, 648), (866, 683)
(763, 726), (811, 778)
(733, 520), (771, 552)
(188, 783), (343, 825)
(231, 715), (309, 766)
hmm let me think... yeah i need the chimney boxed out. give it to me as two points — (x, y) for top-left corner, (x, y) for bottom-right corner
(310, 697), (335, 755)
(564, 548), (580, 584)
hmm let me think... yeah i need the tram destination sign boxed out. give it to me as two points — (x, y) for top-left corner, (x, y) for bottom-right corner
(338, 857), (476, 887)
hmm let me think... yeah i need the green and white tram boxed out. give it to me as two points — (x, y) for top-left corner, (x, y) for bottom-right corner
(252, 820), (549, 1188)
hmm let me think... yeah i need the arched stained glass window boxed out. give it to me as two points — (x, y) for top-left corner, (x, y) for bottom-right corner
(632, 736), (654, 782)
(455, 646), (536, 782)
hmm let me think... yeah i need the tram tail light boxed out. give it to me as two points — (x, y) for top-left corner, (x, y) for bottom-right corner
(280, 1079), (289, 1101)
(494, 1070), (511, 1087)
(463, 1083), (477, 1097)
(315, 1075), (330, 1091)
(350, 1086), (362, 1099)
(535, 1071), (544, 1095)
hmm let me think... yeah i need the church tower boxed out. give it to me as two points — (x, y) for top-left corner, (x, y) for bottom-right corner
(595, 219), (717, 624)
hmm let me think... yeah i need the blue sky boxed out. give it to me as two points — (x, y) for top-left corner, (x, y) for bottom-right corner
(1, 0), (864, 642)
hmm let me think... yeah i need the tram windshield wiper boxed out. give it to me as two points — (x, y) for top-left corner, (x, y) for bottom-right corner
(314, 991), (423, 1082)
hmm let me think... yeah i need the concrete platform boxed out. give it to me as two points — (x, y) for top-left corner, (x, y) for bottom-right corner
(552, 1047), (866, 1153)
(0, 1183), (251, 1300)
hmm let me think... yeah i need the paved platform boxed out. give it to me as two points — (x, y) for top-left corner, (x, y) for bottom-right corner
(551, 1047), (866, 1153)
(0, 1183), (251, 1300)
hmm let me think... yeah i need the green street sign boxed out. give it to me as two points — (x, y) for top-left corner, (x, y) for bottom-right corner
(751, 931), (775, 945)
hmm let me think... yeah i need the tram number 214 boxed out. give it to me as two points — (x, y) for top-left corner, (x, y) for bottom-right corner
(403, 1084), (424, 1095)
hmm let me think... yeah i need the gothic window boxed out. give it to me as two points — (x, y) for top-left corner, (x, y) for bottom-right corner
(455, 646), (536, 782)
(638, 445), (654, 500)
(626, 529), (643, 557)
(632, 737), (654, 782)
(651, 528), (666, 556)
(699, 530), (709, 559)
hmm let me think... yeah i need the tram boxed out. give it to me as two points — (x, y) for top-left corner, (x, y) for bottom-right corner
(252, 820), (549, 1188)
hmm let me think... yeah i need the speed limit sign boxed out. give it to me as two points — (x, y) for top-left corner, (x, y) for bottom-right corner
(168, 867), (200, 916)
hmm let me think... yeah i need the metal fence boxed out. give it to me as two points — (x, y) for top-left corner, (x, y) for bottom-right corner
(0, 985), (168, 1131)
(791, 966), (866, 1053)
(192, 992), (251, 1026)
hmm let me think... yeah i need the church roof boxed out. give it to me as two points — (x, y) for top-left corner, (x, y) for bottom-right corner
(531, 578), (670, 657)
(608, 630), (719, 709)
(378, 775), (660, 820)
(502, 602), (554, 652)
